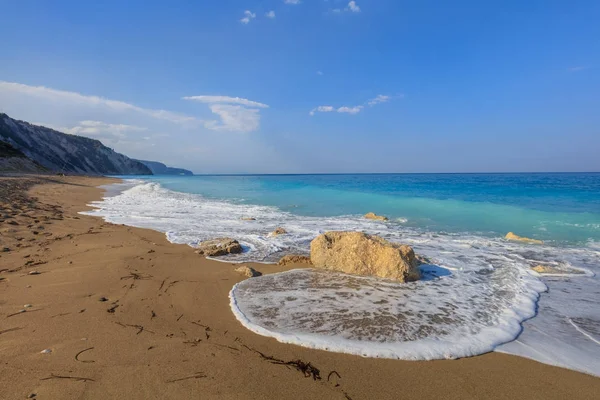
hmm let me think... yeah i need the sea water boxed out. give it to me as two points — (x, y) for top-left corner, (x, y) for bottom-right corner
(83, 173), (600, 376)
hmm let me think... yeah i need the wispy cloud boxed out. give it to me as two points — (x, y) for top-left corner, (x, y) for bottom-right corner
(0, 81), (196, 125)
(266, 11), (276, 19)
(316, 70), (324, 76)
(284, 0), (301, 4)
(568, 66), (590, 72)
(40, 120), (148, 143)
(183, 95), (268, 109)
(183, 95), (269, 133)
(240, 10), (256, 24)
(310, 94), (394, 116)
(332, 1), (361, 14)
(367, 94), (391, 106)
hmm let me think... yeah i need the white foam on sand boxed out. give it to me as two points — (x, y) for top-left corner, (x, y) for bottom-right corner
(230, 268), (545, 360)
(84, 180), (600, 376)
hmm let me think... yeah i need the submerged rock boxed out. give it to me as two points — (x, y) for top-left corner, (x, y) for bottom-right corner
(235, 266), (262, 278)
(277, 254), (313, 266)
(310, 231), (421, 282)
(195, 238), (243, 257)
(364, 212), (388, 221)
(532, 264), (584, 275)
(240, 217), (256, 221)
(505, 232), (544, 245)
(270, 227), (287, 236)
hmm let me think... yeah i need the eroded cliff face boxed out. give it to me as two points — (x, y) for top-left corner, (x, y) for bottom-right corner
(0, 113), (152, 175)
(0, 140), (47, 173)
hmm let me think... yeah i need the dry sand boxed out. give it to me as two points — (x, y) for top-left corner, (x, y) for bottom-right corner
(1, 175), (599, 400)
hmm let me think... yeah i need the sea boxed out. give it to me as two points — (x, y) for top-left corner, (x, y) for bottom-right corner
(83, 173), (600, 376)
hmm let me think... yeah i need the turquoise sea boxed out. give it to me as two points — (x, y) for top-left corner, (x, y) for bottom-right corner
(87, 173), (600, 376)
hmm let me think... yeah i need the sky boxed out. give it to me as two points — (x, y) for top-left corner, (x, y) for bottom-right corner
(0, 0), (599, 173)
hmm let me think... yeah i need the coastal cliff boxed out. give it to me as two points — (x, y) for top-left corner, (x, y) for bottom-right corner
(135, 159), (193, 175)
(0, 113), (152, 175)
(0, 140), (47, 173)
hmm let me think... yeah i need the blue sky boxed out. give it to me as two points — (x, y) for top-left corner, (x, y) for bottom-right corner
(0, 0), (598, 173)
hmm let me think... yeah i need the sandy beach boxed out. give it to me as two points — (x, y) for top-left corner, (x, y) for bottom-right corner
(1, 175), (599, 400)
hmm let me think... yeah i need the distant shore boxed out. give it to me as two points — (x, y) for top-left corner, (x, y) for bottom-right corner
(1, 175), (598, 400)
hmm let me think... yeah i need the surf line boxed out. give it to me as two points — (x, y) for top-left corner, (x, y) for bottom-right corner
(568, 318), (600, 346)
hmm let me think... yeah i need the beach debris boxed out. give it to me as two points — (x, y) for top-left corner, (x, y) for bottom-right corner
(98, 296), (109, 302)
(40, 349), (52, 354)
(166, 372), (207, 383)
(107, 303), (119, 313)
(23, 304), (33, 308)
(115, 322), (155, 335)
(364, 212), (388, 221)
(195, 238), (243, 257)
(1, 247), (10, 252)
(75, 347), (95, 363)
(505, 232), (544, 245)
(147, 249), (155, 253)
(7, 309), (27, 317)
(40, 373), (94, 382)
(242, 344), (322, 380)
(28, 270), (41, 275)
(240, 217), (256, 221)
(311, 231), (421, 282)
(234, 266), (262, 278)
(0, 327), (24, 335)
(277, 254), (312, 266)
(270, 227), (287, 236)
(27, 393), (37, 398)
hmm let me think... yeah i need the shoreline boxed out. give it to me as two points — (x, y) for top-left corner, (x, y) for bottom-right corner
(1, 175), (599, 399)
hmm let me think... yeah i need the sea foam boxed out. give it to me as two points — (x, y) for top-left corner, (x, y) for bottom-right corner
(84, 180), (600, 376)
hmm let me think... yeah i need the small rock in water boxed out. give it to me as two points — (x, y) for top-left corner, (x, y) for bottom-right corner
(235, 266), (262, 278)
(40, 349), (52, 354)
(270, 227), (287, 236)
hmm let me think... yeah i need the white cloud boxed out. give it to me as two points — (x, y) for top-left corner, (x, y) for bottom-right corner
(182, 95), (268, 108)
(0, 81), (196, 125)
(337, 106), (363, 114)
(284, 0), (301, 4)
(568, 66), (590, 72)
(310, 93), (396, 116)
(183, 95), (269, 132)
(240, 10), (256, 24)
(266, 11), (276, 18)
(347, 1), (361, 13)
(367, 94), (391, 106)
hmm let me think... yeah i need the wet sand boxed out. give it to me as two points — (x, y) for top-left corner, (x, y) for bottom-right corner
(1, 175), (598, 399)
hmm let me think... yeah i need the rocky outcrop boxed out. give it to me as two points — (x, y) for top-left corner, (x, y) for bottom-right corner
(195, 238), (243, 257)
(270, 227), (287, 236)
(277, 254), (312, 266)
(234, 266), (262, 278)
(0, 140), (47, 173)
(0, 113), (152, 175)
(505, 232), (544, 245)
(134, 159), (193, 175)
(364, 212), (388, 221)
(310, 231), (421, 282)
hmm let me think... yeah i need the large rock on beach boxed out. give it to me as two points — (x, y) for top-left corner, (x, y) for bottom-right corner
(532, 264), (584, 275)
(310, 231), (421, 282)
(234, 266), (262, 278)
(277, 254), (312, 266)
(505, 232), (544, 245)
(364, 212), (388, 221)
(195, 238), (243, 257)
